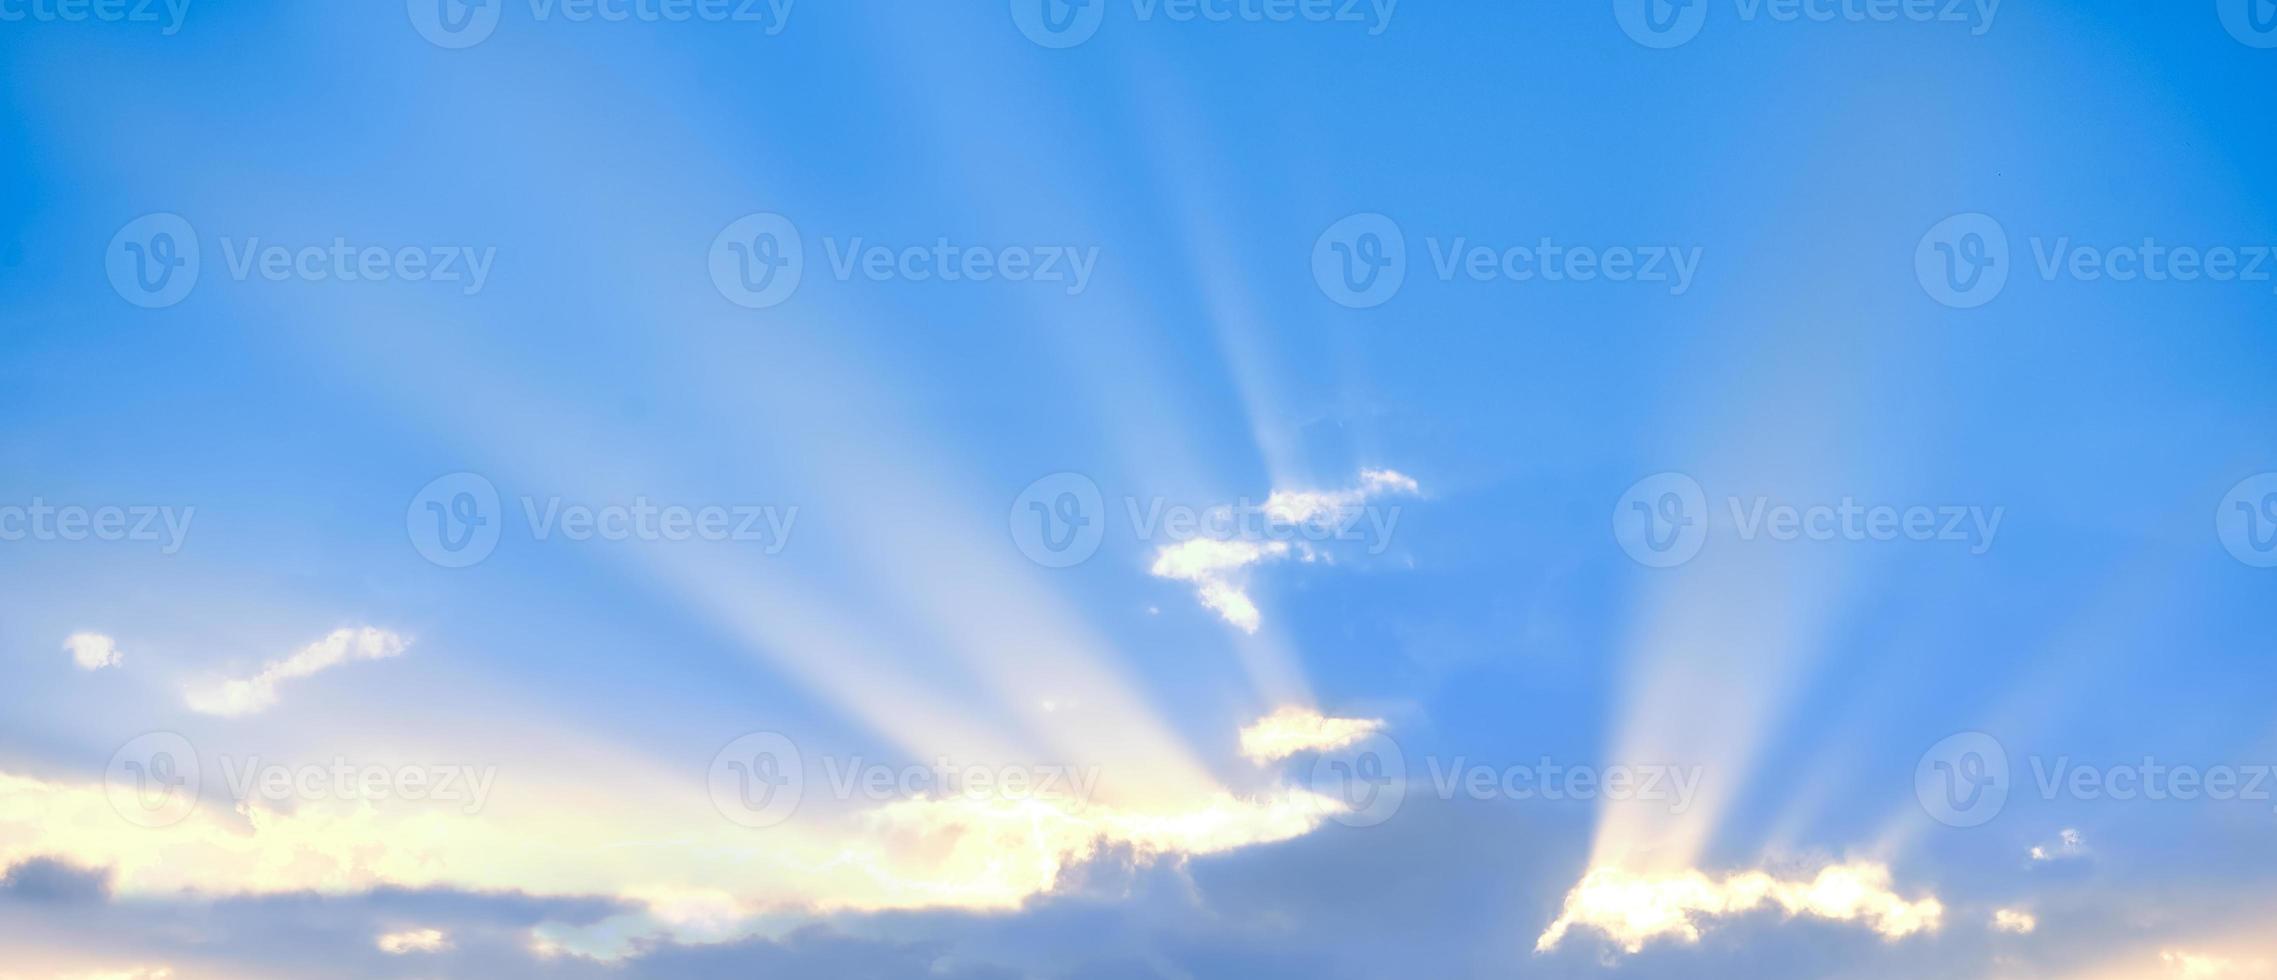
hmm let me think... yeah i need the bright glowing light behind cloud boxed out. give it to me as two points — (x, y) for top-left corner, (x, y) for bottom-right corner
(1535, 861), (1943, 954)
(375, 928), (451, 954)
(1237, 706), (1384, 764)
(182, 627), (409, 717)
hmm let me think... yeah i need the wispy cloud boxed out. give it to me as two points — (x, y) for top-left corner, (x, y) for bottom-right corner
(2030, 827), (2086, 863)
(1149, 469), (1417, 633)
(182, 627), (409, 717)
(1237, 706), (1384, 764)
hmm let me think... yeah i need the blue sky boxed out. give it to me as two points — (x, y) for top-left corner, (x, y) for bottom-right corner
(3, 1), (2276, 977)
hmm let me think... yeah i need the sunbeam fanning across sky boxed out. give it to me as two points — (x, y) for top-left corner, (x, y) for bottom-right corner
(5, 2), (2277, 978)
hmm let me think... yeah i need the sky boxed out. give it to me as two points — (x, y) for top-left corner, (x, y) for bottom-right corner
(2, 0), (2276, 977)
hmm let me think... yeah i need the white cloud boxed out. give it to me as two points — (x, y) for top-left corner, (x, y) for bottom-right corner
(183, 627), (409, 717)
(1536, 862), (1943, 954)
(2162, 950), (2275, 978)
(64, 633), (123, 671)
(2030, 828), (2086, 863)
(1993, 907), (2038, 933)
(1263, 468), (1420, 526)
(1148, 469), (1417, 633)
(376, 928), (451, 954)
(1238, 706), (1384, 764)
